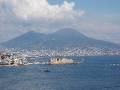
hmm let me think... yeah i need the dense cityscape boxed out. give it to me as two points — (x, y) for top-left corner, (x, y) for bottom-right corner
(1, 47), (120, 57)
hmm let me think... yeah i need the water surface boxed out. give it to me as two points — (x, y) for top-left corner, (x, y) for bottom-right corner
(0, 56), (120, 90)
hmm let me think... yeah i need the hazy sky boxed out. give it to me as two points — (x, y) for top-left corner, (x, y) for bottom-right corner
(0, 0), (120, 44)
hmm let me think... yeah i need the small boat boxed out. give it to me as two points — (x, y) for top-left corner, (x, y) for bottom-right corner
(44, 70), (50, 72)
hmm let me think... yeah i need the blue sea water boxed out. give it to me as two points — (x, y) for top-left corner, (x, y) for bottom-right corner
(0, 56), (120, 90)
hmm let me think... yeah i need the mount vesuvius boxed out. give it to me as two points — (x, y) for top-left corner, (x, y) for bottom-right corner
(1, 28), (120, 49)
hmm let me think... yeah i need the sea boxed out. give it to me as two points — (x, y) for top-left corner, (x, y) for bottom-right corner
(0, 56), (120, 90)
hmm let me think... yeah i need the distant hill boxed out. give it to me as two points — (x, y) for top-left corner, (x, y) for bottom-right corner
(0, 45), (2, 48)
(1, 28), (120, 49)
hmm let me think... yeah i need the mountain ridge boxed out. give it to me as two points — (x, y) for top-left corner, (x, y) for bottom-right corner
(1, 28), (120, 49)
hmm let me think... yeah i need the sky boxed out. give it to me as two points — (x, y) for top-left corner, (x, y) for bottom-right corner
(0, 0), (120, 44)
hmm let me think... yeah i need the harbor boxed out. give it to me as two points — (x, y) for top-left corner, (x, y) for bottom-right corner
(0, 52), (83, 66)
(0, 52), (28, 66)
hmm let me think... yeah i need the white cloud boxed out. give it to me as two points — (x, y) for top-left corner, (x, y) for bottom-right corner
(0, 0), (120, 44)
(76, 17), (120, 44)
(1, 0), (84, 20)
(0, 0), (85, 43)
(0, 0), (3, 3)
